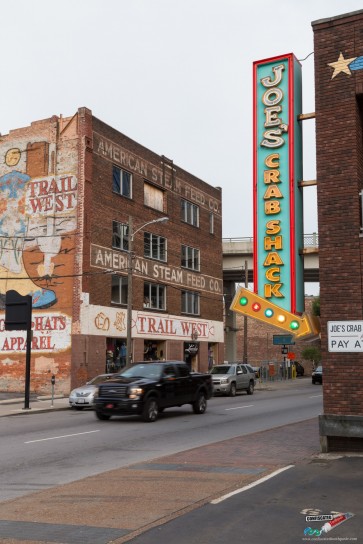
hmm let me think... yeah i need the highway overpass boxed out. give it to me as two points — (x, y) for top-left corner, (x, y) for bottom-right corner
(222, 233), (319, 360)
(223, 233), (319, 284)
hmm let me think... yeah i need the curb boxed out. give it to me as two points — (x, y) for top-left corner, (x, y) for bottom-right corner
(3, 405), (70, 417)
(0, 395), (66, 405)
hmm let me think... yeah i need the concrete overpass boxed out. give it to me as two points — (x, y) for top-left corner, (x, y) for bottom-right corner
(223, 233), (319, 284)
(222, 233), (319, 360)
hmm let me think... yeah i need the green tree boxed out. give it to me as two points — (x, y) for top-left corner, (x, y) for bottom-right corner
(312, 297), (320, 317)
(301, 346), (321, 365)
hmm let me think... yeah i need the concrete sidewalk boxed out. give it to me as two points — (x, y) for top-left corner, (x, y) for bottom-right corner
(0, 394), (70, 416)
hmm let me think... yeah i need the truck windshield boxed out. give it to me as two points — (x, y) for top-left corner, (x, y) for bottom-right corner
(120, 364), (163, 379)
(210, 366), (234, 375)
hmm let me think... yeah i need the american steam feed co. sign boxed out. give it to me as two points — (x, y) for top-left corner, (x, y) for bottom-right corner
(253, 54), (304, 314)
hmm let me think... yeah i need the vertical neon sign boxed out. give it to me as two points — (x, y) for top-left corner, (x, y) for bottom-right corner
(253, 53), (304, 314)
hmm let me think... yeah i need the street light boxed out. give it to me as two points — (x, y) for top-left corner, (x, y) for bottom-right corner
(126, 215), (169, 364)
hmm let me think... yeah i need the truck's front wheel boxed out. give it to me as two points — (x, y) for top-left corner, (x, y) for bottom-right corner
(95, 411), (111, 421)
(142, 398), (159, 422)
(193, 391), (207, 414)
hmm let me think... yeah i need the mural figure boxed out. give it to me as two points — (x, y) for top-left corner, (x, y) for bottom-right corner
(0, 170), (57, 308)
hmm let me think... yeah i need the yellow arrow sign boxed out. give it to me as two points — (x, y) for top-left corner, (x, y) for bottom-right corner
(230, 287), (319, 339)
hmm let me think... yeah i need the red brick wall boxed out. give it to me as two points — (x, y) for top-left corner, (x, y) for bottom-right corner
(313, 11), (363, 415)
(0, 115), (79, 395)
(88, 116), (223, 323)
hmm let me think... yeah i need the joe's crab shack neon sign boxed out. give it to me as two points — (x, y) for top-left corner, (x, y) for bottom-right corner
(253, 53), (304, 314)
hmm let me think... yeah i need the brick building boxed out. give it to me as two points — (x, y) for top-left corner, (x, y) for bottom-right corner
(312, 10), (363, 451)
(0, 108), (224, 395)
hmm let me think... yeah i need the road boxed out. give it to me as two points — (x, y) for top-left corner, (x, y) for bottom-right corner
(0, 380), (323, 503)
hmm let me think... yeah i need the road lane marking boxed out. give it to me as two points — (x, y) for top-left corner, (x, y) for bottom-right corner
(225, 405), (254, 411)
(309, 394), (323, 398)
(210, 465), (294, 504)
(25, 430), (100, 444)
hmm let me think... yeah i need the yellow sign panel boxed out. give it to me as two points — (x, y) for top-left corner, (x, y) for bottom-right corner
(230, 287), (319, 339)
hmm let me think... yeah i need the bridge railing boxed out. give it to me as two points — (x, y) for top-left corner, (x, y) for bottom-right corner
(223, 233), (319, 249)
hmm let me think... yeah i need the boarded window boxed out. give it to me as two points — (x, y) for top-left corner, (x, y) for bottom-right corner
(144, 183), (164, 212)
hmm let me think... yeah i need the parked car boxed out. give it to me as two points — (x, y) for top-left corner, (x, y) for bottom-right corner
(312, 365), (323, 384)
(69, 374), (115, 410)
(94, 361), (213, 422)
(210, 363), (255, 396)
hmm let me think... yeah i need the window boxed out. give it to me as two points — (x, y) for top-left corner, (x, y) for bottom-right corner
(181, 290), (200, 315)
(144, 282), (166, 310)
(178, 365), (190, 377)
(111, 275), (128, 305)
(144, 182), (165, 212)
(181, 199), (199, 227)
(113, 166), (132, 198)
(163, 365), (176, 378)
(144, 232), (167, 261)
(181, 245), (200, 271)
(209, 212), (214, 234)
(112, 221), (129, 251)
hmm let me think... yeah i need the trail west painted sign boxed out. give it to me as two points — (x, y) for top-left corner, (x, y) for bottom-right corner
(253, 54), (304, 314)
(328, 321), (363, 352)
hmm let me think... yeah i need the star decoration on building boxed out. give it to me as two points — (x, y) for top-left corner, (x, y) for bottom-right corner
(328, 52), (357, 78)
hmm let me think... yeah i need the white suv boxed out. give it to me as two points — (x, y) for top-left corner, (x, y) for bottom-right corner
(210, 363), (255, 397)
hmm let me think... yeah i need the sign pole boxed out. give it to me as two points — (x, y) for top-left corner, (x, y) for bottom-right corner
(24, 317), (32, 410)
(5, 291), (33, 410)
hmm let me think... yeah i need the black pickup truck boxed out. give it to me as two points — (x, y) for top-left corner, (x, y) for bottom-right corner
(94, 360), (213, 422)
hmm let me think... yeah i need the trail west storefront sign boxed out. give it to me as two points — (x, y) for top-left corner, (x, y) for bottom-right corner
(253, 54), (304, 314)
(80, 303), (224, 342)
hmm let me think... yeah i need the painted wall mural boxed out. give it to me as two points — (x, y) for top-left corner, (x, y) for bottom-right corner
(0, 169), (77, 308)
(0, 135), (78, 390)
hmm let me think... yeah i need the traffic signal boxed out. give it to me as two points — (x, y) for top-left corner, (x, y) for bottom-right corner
(230, 287), (315, 338)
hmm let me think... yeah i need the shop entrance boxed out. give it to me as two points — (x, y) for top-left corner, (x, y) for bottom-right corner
(184, 342), (199, 371)
(143, 340), (165, 361)
(106, 338), (127, 372)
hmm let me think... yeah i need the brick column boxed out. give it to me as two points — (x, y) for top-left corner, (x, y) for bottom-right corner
(312, 10), (363, 452)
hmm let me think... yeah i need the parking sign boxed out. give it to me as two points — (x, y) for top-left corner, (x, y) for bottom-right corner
(328, 321), (363, 352)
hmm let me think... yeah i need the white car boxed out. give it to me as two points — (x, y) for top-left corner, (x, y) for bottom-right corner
(69, 374), (115, 410)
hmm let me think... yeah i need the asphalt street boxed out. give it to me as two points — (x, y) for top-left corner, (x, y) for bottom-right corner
(0, 379), (361, 544)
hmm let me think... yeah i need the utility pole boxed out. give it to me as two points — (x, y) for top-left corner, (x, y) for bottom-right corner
(126, 215), (133, 365)
(243, 260), (248, 363)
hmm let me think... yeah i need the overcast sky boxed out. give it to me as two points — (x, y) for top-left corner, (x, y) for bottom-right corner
(1, 0), (362, 241)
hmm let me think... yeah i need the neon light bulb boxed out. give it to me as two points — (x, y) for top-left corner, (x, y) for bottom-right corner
(290, 321), (299, 330)
(265, 308), (274, 318)
(252, 303), (261, 312)
(277, 314), (286, 323)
